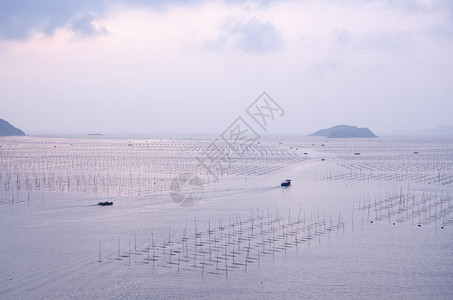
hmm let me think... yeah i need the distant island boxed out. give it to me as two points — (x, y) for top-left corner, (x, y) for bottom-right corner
(0, 119), (26, 136)
(309, 125), (377, 138)
(418, 126), (453, 136)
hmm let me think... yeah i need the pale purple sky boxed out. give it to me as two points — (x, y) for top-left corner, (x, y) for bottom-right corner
(1, 0), (452, 135)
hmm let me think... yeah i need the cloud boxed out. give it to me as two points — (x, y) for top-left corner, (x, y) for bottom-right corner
(2, 0), (452, 43)
(334, 29), (352, 45)
(1, 0), (453, 135)
(0, 1), (106, 40)
(310, 57), (342, 75)
(227, 18), (284, 53)
(201, 17), (285, 54)
(425, 1), (453, 38)
(359, 30), (414, 53)
(202, 35), (228, 51)
(0, 0), (197, 40)
(71, 14), (108, 37)
(333, 29), (414, 53)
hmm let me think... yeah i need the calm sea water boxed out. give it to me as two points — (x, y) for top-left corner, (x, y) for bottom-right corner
(0, 136), (452, 299)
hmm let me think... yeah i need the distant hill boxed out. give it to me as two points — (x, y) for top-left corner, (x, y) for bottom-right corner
(418, 126), (453, 137)
(0, 119), (26, 136)
(309, 125), (377, 138)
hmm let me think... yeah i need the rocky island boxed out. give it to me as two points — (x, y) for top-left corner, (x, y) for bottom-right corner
(310, 125), (377, 138)
(0, 119), (26, 136)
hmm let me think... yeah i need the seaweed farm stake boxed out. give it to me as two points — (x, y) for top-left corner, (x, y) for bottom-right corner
(98, 241), (102, 263)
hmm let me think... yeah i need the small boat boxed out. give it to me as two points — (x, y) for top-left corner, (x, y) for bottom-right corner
(98, 201), (113, 206)
(281, 179), (291, 187)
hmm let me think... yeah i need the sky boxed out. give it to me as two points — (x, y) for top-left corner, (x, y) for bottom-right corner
(0, 0), (452, 136)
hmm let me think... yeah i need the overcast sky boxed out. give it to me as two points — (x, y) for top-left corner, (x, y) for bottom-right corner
(1, 0), (452, 136)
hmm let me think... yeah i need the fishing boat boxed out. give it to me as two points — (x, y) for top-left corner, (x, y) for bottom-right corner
(281, 179), (291, 187)
(98, 201), (113, 206)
